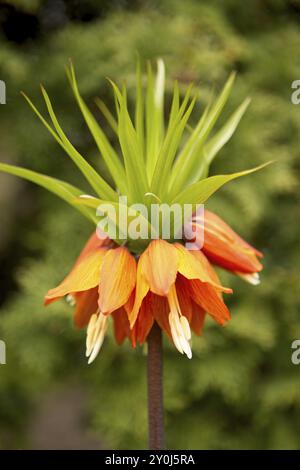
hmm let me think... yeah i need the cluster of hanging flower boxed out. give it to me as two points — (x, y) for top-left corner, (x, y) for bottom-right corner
(45, 210), (263, 363)
(0, 60), (268, 362)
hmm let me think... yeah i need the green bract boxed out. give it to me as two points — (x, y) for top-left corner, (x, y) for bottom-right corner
(0, 60), (269, 253)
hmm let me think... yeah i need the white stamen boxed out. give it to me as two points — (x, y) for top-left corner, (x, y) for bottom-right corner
(236, 272), (260, 285)
(180, 316), (192, 341)
(86, 312), (108, 363)
(87, 313), (97, 336)
(169, 313), (184, 355)
(168, 286), (193, 359)
(179, 335), (192, 359)
(86, 313), (98, 355)
(66, 294), (76, 307)
(88, 331), (106, 364)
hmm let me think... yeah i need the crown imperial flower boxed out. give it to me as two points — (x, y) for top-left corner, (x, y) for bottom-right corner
(0, 60), (269, 363)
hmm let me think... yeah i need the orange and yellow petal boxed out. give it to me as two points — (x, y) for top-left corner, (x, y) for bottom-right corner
(45, 248), (107, 303)
(44, 209), (259, 361)
(175, 243), (232, 294)
(139, 240), (178, 296)
(129, 261), (150, 328)
(129, 239), (179, 328)
(185, 276), (231, 325)
(133, 294), (155, 345)
(194, 210), (263, 274)
(74, 230), (113, 266)
(129, 239), (232, 357)
(98, 246), (137, 314)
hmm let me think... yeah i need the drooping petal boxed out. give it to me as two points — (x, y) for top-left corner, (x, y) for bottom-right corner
(45, 231), (110, 306)
(112, 307), (133, 345)
(151, 294), (172, 339)
(128, 262), (149, 328)
(190, 280), (231, 325)
(98, 246), (136, 314)
(194, 210), (263, 274)
(134, 294), (155, 345)
(75, 230), (112, 266)
(190, 301), (206, 335)
(175, 243), (232, 293)
(139, 240), (178, 296)
(123, 290), (135, 317)
(74, 287), (99, 328)
(45, 248), (107, 303)
(191, 250), (232, 299)
(176, 277), (193, 323)
(179, 274), (231, 326)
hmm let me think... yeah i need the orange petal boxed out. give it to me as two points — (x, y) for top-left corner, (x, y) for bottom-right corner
(151, 294), (172, 339)
(124, 290), (135, 316)
(112, 307), (133, 345)
(176, 277), (193, 323)
(45, 231), (110, 305)
(45, 248), (107, 302)
(139, 240), (179, 296)
(134, 294), (154, 345)
(175, 243), (232, 293)
(195, 210), (263, 274)
(98, 246), (136, 314)
(191, 251), (232, 297)
(180, 274), (231, 326)
(190, 301), (206, 335)
(75, 231), (112, 266)
(128, 262), (149, 328)
(74, 288), (99, 328)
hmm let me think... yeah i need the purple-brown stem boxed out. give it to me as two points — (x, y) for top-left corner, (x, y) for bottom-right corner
(147, 322), (165, 450)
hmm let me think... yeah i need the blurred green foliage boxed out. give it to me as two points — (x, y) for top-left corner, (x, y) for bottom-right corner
(0, 0), (300, 449)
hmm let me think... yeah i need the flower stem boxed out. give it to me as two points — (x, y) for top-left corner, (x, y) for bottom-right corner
(147, 322), (165, 450)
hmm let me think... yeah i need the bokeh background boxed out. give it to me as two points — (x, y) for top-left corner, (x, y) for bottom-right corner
(0, 0), (299, 450)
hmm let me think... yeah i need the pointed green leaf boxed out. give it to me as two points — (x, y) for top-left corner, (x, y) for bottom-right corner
(202, 98), (250, 167)
(169, 103), (210, 190)
(107, 78), (122, 115)
(23, 91), (117, 202)
(117, 88), (149, 202)
(171, 162), (272, 206)
(146, 59), (165, 181)
(107, 79), (148, 200)
(66, 64), (127, 194)
(169, 72), (236, 196)
(189, 97), (251, 182)
(135, 58), (145, 160)
(39, 87), (118, 202)
(0, 163), (97, 223)
(150, 91), (196, 197)
(94, 97), (118, 135)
